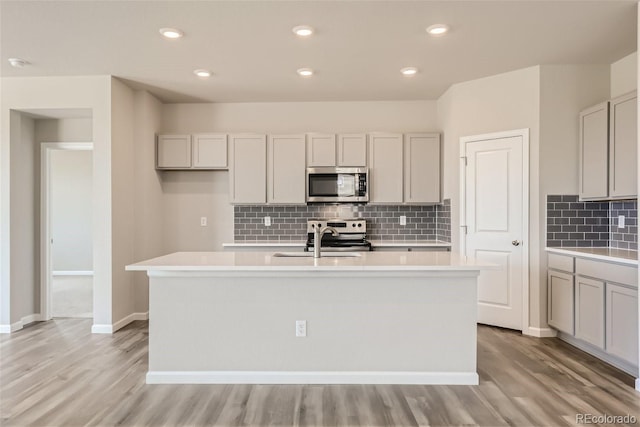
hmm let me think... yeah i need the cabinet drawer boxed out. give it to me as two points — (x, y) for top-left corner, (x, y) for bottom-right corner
(576, 258), (637, 287)
(548, 253), (574, 272)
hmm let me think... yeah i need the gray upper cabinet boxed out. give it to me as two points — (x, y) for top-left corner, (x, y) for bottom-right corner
(229, 134), (267, 204)
(579, 102), (609, 200)
(157, 133), (228, 170)
(609, 91), (637, 199)
(404, 133), (440, 204)
(579, 91), (637, 201)
(157, 134), (192, 169)
(268, 134), (306, 204)
(306, 133), (337, 166)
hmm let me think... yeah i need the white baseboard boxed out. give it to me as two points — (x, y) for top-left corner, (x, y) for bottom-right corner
(53, 270), (93, 276)
(524, 327), (557, 338)
(636, 378), (640, 392)
(92, 311), (148, 335)
(146, 371), (479, 385)
(0, 314), (43, 334)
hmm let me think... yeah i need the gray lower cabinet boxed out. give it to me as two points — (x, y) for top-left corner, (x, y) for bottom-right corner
(606, 283), (639, 366)
(547, 252), (638, 375)
(547, 270), (574, 334)
(575, 276), (605, 349)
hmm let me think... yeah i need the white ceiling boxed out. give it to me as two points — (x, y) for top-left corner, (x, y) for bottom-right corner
(1, 1), (637, 104)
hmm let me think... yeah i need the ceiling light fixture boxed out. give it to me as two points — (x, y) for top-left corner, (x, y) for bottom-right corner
(400, 67), (418, 76)
(292, 25), (314, 37)
(297, 68), (314, 77)
(194, 69), (211, 78)
(8, 58), (28, 68)
(426, 24), (450, 36)
(159, 28), (184, 39)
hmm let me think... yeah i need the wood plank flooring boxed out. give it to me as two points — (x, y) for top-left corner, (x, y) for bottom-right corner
(1, 319), (639, 426)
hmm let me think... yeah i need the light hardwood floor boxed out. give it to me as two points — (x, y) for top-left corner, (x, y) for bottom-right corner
(1, 319), (639, 427)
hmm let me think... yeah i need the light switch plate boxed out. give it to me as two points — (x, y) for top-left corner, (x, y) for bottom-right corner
(264, 216), (271, 227)
(400, 215), (407, 226)
(618, 215), (625, 228)
(200, 217), (207, 226)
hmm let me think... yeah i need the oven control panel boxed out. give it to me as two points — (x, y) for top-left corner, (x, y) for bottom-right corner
(307, 218), (366, 234)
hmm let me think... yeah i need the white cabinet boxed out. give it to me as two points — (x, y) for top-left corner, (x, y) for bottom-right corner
(579, 102), (609, 200)
(609, 91), (637, 198)
(369, 133), (404, 203)
(579, 91), (637, 200)
(575, 276), (605, 349)
(229, 134), (267, 204)
(404, 133), (440, 204)
(157, 134), (191, 169)
(337, 134), (367, 167)
(606, 283), (638, 366)
(268, 134), (306, 204)
(157, 133), (228, 170)
(306, 133), (336, 166)
(306, 133), (367, 167)
(547, 270), (574, 335)
(192, 134), (227, 169)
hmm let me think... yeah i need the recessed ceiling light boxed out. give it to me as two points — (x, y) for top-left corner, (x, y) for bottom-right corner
(194, 69), (211, 78)
(8, 58), (28, 68)
(297, 68), (314, 77)
(159, 28), (184, 39)
(400, 67), (418, 76)
(426, 24), (449, 36)
(292, 25), (314, 37)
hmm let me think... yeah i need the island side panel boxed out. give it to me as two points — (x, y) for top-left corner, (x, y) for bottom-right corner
(147, 271), (478, 384)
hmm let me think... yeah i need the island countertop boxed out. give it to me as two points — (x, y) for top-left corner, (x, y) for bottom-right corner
(126, 251), (487, 273)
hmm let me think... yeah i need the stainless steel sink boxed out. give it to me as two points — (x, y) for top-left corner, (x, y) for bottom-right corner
(272, 252), (362, 258)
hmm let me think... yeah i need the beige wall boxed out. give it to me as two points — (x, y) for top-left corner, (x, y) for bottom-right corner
(611, 51), (637, 98)
(1, 76), (112, 328)
(160, 101), (438, 251)
(132, 91), (163, 314)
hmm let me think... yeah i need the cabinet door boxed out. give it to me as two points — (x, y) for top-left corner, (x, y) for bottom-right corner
(268, 134), (306, 204)
(306, 134), (336, 166)
(157, 134), (191, 169)
(229, 134), (267, 204)
(337, 134), (367, 166)
(369, 133), (403, 203)
(606, 283), (638, 365)
(548, 270), (574, 335)
(575, 276), (605, 349)
(192, 134), (227, 169)
(404, 133), (440, 204)
(579, 102), (609, 200)
(609, 91), (637, 198)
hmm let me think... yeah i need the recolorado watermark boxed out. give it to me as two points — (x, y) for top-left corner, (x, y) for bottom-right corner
(576, 413), (637, 424)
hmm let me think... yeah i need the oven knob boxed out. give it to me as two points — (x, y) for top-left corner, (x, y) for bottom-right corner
(358, 223), (362, 227)
(352, 223), (356, 227)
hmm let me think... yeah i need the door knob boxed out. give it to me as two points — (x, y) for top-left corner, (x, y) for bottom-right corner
(512, 240), (521, 246)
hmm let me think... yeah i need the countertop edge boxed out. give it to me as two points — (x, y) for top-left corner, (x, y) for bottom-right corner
(222, 241), (452, 248)
(545, 247), (638, 266)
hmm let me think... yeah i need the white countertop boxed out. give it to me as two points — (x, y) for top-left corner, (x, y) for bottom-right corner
(545, 247), (638, 266)
(222, 240), (451, 248)
(126, 251), (489, 272)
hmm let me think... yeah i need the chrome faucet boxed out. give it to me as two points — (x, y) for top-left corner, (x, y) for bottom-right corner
(313, 226), (339, 258)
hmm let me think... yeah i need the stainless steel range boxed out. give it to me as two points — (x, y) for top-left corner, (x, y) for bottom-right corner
(305, 219), (372, 252)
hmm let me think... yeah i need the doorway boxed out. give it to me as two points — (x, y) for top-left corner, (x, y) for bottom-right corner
(41, 143), (93, 320)
(460, 129), (529, 331)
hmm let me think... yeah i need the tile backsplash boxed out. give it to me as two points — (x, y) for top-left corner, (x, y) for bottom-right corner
(546, 195), (637, 250)
(234, 200), (452, 242)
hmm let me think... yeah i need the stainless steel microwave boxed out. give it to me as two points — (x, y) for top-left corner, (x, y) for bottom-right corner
(306, 167), (369, 203)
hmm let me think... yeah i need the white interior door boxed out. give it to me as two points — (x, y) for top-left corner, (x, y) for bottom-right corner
(461, 130), (528, 331)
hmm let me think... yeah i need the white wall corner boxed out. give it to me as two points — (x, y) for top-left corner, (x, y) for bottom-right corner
(636, 378), (640, 392)
(0, 313), (43, 334)
(91, 324), (113, 334)
(523, 327), (557, 338)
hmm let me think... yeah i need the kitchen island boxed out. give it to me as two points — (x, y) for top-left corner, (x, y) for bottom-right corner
(126, 251), (487, 385)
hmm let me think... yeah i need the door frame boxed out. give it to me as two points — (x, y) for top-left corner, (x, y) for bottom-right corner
(459, 128), (529, 332)
(40, 142), (93, 321)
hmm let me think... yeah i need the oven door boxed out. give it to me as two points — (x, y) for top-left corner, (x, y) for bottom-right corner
(306, 167), (368, 203)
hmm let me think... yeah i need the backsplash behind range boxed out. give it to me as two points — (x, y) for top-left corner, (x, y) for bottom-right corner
(234, 199), (451, 242)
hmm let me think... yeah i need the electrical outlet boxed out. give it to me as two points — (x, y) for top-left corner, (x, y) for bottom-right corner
(295, 320), (307, 337)
(264, 216), (271, 227)
(200, 217), (207, 226)
(400, 215), (407, 226)
(618, 215), (625, 228)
